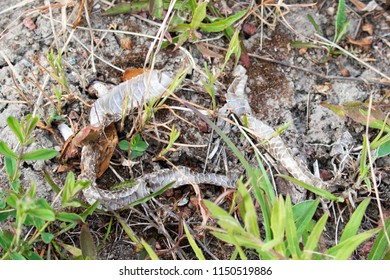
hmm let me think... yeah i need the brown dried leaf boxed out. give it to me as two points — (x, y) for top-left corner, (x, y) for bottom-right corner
(347, 36), (373, 51)
(72, 125), (102, 147)
(122, 68), (148, 82)
(96, 123), (118, 178)
(195, 42), (223, 59)
(349, 0), (366, 11)
(362, 23), (374, 35)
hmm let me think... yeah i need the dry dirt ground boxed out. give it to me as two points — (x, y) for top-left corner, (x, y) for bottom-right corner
(0, 0), (389, 259)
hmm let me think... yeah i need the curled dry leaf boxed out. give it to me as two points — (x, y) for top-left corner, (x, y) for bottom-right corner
(347, 36), (373, 51)
(195, 42), (223, 59)
(95, 123), (118, 178)
(362, 23), (374, 35)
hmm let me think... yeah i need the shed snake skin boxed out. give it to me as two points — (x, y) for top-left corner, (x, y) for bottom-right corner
(77, 67), (327, 210)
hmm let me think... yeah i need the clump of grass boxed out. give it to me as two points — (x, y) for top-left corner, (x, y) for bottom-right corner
(0, 114), (100, 260)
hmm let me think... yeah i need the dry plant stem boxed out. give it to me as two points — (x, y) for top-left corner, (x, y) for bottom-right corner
(0, 0), (35, 16)
(81, 0), (96, 73)
(201, 43), (390, 86)
(72, 34), (124, 72)
(365, 94), (390, 246)
(314, 34), (390, 82)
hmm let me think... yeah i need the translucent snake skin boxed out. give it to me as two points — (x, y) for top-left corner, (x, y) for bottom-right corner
(78, 68), (327, 210)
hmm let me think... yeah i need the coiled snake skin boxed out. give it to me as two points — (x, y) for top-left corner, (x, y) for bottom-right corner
(78, 68), (327, 210)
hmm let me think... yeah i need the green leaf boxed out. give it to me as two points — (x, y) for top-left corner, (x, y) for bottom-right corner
(10, 252), (26, 260)
(290, 41), (321, 49)
(0, 141), (17, 159)
(334, 0), (349, 43)
(307, 14), (322, 34)
(141, 239), (159, 260)
(0, 230), (13, 249)
(183, 221), (205, 260)
(41, 232), (54, 244)
(278, 174), (344, 202)
(5, 156), (17, 180)
(26, 208), (55, 221)
(44, 169), (61, 193)
(368, 217), (390, 260)
(237, 180), (260, 239)
(80, 224), (97, 260)
(303, 213), (328, 259)
(200, 10), (246, 33)
(204, 200), (246, 235)
(118, 140), (130, 150)
(270, 196), (286, 256)
(293, 199), (320, 238)
(7, 116), (24, 143)
(21, 149), (58, 161)
(56, 212), (84, 223)
(340, 198), (370, 242)
(378, 140), (390, 158)
(285, 196), (301, 259)
(131, 134), (149, 152)
(151, 0), (163, 20)
(191, 2), (207, 30)
(327, 229), (380, 260)
(26, 251), (42, 260)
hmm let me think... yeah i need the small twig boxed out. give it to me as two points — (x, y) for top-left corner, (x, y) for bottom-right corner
(365, 94), (390, 246)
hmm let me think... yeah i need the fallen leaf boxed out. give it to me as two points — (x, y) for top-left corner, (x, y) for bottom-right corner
(96, 123), (118, 178)
(362, 23), (374, 35)
(72, 125), (102, 147)
(349, 0), (366, 11)
(195, 42), (223, 59)
(347, 36), (373, 51)
(122, 68), (148, 81)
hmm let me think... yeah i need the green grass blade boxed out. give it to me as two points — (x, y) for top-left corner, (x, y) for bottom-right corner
(327, 229), (380, 260)
(307, 14), (322, 34)
(204, 200), (246, 234)
(285, 196), (301, 259)
(278, 174), (344, 202)
(183, 221), (205, 260)
(340, 198), (370, 242)
(293, 199), (320, 238)
(368, 217), (390, 260)
(237, 180), (260, 239)
(270, 196), (286, 256)
(190, 2), (207, 30)
(302, 213), (328, 259)
(200, 10), (246, 33)
(334, 0), (349, 43)
(141, 239), (159, 260)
